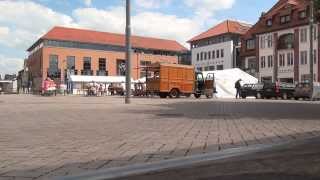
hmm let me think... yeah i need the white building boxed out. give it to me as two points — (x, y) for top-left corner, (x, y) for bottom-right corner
(188, 20), (251, 71)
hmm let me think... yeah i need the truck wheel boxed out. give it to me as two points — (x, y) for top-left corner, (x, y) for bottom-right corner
(194, 93), (201, 99)
(159, 92), (167, 99)
(169, 89), (180, 98)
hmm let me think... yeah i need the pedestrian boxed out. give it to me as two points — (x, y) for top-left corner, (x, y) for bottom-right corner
(235, 79), (242, 99)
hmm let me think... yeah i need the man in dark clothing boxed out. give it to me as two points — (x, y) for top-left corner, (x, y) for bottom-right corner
(235, 79), (242, 99)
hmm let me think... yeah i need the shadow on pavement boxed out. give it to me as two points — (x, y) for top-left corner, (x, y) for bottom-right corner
(129, 100), (320, 120)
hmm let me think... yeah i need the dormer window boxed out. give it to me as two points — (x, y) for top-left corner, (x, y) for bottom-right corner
(280, 15), (291, 24)
(299, 10), (307, 19)
(266, 19), (273, 27)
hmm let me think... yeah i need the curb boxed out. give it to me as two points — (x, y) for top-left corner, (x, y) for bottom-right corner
(55, 137), (316, 180)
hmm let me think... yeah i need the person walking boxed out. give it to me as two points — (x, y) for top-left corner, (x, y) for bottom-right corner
(235, 79), (242, 99)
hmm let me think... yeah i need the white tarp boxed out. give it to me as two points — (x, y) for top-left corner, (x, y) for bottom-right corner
(203, 68), (258, 98)
(70, 75), (133, 83)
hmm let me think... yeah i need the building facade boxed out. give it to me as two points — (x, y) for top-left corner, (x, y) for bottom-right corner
(188, 20), (251, 72)
(26, 26), (187, 92)
(241, 0), (319, 83)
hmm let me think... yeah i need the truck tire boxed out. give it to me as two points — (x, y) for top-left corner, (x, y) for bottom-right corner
(194, 93), (201, 99)
(159, 92), (167, 99)
(169, 89), (180, 98)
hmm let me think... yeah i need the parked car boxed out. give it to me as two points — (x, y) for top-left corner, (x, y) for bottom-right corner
(293, 82), (312, 100)
(240, 83), (263, 99)
(261, 82), (295, 99)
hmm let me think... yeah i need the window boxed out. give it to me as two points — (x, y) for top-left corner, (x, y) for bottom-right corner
(267, 35), (273, 48)
(140, 60), (151, 67)
(280, 15), (291, 24)
(216, 50), (220, 58)
(278, 33), (294, 49)
(300, 28), (308, 43)
(287, 52), (294, 66)
(99, 58), (106, 71)
(313, 26), (317, 40)
(221, 49), (224, 58)
(279, 54), (285, 67)
(299, 11), (307, 19)
(208, 51), (211, 59)
(140, 61), (151, 77)
(204, 52), (207, 60)
(212, 51), (215, 59)
(217, 65), (224, 70)
(197, 53), (200, 61)
(246, 39), (255, 50)
(82, 57), (92, 75)
(96, 58), (107, 76)
(83, 57), (91, 70)
(314, 49), (317, 64)
(204, 67), (209, 71)
(260, 56), (266, 68)
(300, 51), (308, 65)
(267, 55), (273, 68)
(266, 19), (272, 27)
(209, 66), (215, 71)
(117, 59), (126, 76)
(260, 36), (266, 49)
(66, 56), (75, 70)
(200, 52), (203, 61)
(48, 55), (59, 78)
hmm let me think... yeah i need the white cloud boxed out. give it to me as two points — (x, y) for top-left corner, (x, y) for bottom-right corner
(0, 26), (9, 38)
(185, 0), (235, 20)
(0, 0), (236, 74)
(0, 0), (74, 49)
(0, 55), (23, 76)
(84, 0), (92, 7)
(72, 7), (126, 34)
(135, 0), (172, 9)
(132, 12), (200, 46)
(72, 7), (201, 47)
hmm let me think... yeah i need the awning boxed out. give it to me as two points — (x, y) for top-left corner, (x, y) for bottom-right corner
(70, 75), (133, 83)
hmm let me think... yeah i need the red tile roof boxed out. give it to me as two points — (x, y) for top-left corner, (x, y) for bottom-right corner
(33, 26), (187, 52)
(188, 20), (252, 42)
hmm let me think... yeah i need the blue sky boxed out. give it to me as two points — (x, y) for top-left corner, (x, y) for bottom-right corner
(0, 0), (277, 76)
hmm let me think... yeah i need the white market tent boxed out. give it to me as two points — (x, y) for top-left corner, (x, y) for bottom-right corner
(203, 68), (258, 98)
(70, 75), (133, 83)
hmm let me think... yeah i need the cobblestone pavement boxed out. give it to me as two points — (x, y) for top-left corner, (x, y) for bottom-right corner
(0, 95), (320, 179)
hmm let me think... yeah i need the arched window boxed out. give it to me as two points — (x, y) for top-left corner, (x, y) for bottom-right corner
(278, 33), (294, 49)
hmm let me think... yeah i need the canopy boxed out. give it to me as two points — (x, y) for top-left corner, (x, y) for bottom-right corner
(70, 75), (133, 83)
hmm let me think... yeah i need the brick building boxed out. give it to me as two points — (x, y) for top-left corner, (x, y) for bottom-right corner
(26, 26), (187, 91)
(188, 20), (251, 72)
(240, 0), (319, 83)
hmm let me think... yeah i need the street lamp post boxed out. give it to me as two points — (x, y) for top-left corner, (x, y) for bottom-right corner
(310, 0), (314, 90)
(125, 0), (132, 104)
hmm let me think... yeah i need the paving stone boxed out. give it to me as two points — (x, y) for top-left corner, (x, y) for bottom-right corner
(0, 95), (319, 179)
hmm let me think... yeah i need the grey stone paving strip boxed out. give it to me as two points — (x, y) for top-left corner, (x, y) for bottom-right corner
(55, 137), (317, 180)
